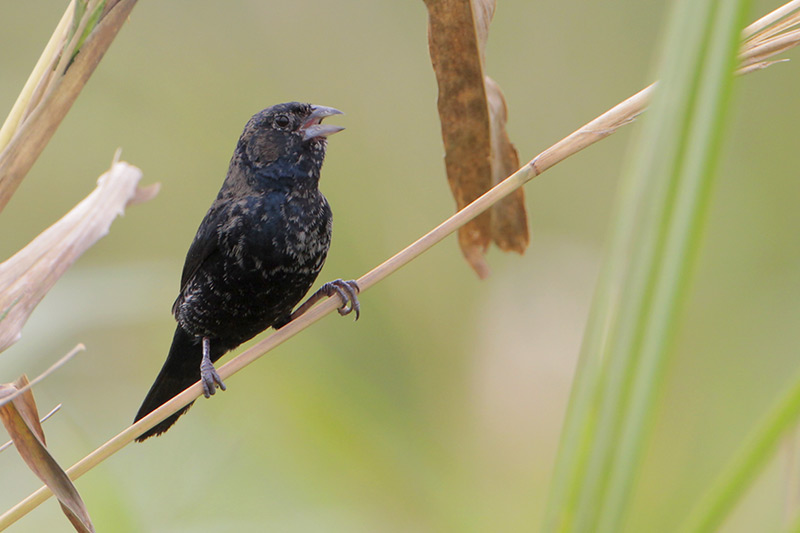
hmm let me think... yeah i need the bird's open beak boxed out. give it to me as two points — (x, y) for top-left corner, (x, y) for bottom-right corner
(302, 105), (344, 141)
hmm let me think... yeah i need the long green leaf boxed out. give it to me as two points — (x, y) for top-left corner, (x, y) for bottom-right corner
(595, 1), (749, 529)
(682, 368), (800, 532)
(543, 0), (749, 531)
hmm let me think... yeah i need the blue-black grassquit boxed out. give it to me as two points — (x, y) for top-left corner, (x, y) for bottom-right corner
(134, 102), (358, 441)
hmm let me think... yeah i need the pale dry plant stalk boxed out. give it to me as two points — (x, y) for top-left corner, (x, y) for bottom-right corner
(0, 0), (146, 357)
(0, 4), (151, 529)
(0, 3), (73, 151)
(2, 0), (800, 528)
(0, 0), (138, 212)
(0, 0), (146, 353)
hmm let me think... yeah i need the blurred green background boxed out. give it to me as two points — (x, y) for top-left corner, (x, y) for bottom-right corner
(1, 1), (799, 531)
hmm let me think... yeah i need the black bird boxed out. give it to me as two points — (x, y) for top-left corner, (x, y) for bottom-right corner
(134, 102), (359, 441)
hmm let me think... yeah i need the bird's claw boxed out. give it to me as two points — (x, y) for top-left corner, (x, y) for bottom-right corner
(200, 337), (226, 398)
(323, 279), (360, 320)
(287, 279), (361, 324)
(200, 358), (226, 398)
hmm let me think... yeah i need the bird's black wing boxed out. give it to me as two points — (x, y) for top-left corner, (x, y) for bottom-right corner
(172, 205), (223, 315)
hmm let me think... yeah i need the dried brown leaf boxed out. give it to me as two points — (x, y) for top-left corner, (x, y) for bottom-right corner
(0, 0), (138, 213)
(0, 377), (94, 532)
(424, 0), (528, 278)
(0, 162), (153, 353)
(486, 76), (528, 253)
(0, 404), (62, 454)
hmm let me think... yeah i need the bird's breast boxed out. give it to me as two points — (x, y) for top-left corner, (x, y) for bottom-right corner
(276, 190), (332, 269)
(219, 191), (331, 279)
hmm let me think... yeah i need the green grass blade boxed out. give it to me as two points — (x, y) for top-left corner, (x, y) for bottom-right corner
(594, 1), (750, 530)
(682, 369), (800, 532)
(542, 0), (708, 526)
(543, 0), (750, 531)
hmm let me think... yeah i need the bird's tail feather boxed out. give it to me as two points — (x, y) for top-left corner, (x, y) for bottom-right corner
(134, 326), (224, 441)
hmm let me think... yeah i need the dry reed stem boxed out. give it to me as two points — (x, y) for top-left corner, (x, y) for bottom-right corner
(0, 0), (138, 213)
(743, 0), (800, 36)
(0, 3), (73, 153)
(747, 12), (800, 45)
(1, 1), (799, 529)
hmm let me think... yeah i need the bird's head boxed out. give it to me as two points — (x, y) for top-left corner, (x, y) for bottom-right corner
(237, 102), (344, 177)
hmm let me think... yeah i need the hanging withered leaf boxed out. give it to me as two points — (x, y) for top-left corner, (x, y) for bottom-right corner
(423, 0), (529, 278)
(0, 376), (95, 532)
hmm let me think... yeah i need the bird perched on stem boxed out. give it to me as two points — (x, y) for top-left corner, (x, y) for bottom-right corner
(134, 102), (359, 441)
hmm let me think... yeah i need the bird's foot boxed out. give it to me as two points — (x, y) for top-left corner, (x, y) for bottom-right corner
(200, 359), (226, 398)
(288, 279), (361, 323)
(322, 279), (360, 319)
(200, 337), (226, 398)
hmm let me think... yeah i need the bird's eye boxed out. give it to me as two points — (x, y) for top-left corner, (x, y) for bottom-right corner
(274, 115), (291, 128)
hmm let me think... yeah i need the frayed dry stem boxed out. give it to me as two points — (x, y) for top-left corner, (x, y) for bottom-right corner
(2, 0), (800, 529)
(736, 58), (790, 75)
(746, 11), (800, 45)
(741, 28), (800, 65)
(740, 1), (800, 66)
(743, 0), (800, 37)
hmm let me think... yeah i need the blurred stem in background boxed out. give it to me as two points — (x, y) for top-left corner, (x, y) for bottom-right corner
(682, 366), (800, 531)
(542, 0), (750, 531)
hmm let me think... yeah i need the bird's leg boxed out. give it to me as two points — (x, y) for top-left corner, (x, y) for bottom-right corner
(288, 279), (360, 324)
(200, 337), (226, 398)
